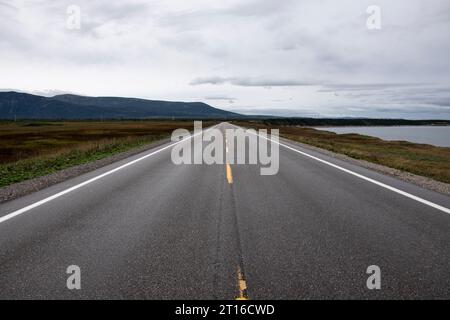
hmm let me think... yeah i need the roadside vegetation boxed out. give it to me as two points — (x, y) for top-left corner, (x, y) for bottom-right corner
(1, 120), (449, 188)
(0, 121), (209, 188)
(234, 121), (450, 184)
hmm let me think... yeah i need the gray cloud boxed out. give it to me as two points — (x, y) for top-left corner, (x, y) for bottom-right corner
(0, 1), (17, 13)
(225, 0), (297, 17)
(191, 77), (230, 86)
(231, 107), (322, 117)
(231, 78), (317, 87)
(205, 96), (236, 100)
(191, 76), (317, 87)
(318, 83), (433, 92)
(205, 96), (236, 103)
(426, 99), (450, 107)
(1, 0), (450, 119)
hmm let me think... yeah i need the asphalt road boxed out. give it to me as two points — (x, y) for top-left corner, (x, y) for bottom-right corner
(0, 122), (449, 299)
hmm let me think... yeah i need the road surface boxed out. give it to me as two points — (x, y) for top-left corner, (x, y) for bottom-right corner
(0, 122), (449, 299)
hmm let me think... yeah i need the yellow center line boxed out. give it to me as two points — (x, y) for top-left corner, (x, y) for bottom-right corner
(225, 138), (233, 184)
(225, 133), (246, 300)
(236, 265), (249, 300)
(226, 163), (233, 184)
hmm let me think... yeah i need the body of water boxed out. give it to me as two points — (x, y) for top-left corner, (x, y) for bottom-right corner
(317, 126), (450, 147)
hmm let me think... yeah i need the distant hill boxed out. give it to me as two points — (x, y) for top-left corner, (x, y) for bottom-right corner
(0, 92), (242, 120)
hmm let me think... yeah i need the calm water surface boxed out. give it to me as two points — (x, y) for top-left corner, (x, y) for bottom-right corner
(317, 126), (450, 147)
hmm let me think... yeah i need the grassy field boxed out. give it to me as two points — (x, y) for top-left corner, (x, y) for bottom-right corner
(1, 120), (449, 188)
(234, 121), (450, 184)
(0, 121), (210, 188)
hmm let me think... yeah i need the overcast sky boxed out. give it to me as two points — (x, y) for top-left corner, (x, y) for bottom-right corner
(1, 0), (449, 118)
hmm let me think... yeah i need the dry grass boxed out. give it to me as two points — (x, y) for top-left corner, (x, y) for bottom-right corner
(0, 120), (214, 187)
(0, 121), (202, 164)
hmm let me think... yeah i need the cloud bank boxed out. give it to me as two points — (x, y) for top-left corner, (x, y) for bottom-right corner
(1, 0), (449, 118)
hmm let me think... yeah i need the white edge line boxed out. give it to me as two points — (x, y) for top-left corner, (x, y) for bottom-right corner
(232, 123), (450, 215)
(0, 126), (216, 224)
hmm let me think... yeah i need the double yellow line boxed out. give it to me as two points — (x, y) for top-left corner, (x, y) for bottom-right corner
(225, 138), (233, 184)
(225, 135), (248, 300)
(226, 164), (233, 184)
(236, 266), (249, 300)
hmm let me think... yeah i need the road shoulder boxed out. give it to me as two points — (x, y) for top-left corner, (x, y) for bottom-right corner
(280, 135), (450, 196)
(0, 137), (171, 204)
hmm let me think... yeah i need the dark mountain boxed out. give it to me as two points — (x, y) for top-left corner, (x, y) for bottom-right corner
(0, 92), (242, 120)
